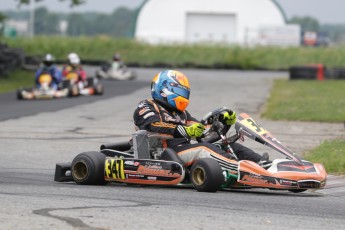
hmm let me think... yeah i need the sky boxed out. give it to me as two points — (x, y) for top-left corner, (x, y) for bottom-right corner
(0, 0), (344, 24)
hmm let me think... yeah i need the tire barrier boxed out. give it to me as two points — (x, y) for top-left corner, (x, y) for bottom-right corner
(0, 43), (25, 78)
(324, 68), (345, 80)
(290, 64), (345, 80)
(289, 64), (324, 80)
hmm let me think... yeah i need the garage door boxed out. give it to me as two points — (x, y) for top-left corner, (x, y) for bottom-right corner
(186, 13), (237, 44)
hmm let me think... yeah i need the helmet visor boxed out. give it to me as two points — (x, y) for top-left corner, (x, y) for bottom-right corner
(170, 84), (190, 99)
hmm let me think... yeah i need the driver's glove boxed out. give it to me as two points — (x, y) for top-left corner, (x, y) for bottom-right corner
(175, 123), (205, 138)
(221, 111), (237, 125)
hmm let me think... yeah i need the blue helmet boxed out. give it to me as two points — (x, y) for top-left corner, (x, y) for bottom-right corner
(151, 70), (190, 112)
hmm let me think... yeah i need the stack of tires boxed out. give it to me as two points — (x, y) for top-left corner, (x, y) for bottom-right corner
(0, 43), (25, 78)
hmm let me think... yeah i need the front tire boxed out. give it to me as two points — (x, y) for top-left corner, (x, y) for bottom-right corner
(17, 89), (23, 100)
(71, 151), (107, 185)
(94, 83), (104, 95)
(68, 84), (79, 97)
(191, 158), (224, 192)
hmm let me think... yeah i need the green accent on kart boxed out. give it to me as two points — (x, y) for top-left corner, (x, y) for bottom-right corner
(221, 171), (238, 189)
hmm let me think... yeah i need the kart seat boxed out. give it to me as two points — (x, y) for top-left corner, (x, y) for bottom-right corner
(160, 148), (184, 165)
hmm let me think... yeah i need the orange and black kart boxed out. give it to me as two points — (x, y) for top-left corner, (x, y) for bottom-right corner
(54, 108), (327, 193)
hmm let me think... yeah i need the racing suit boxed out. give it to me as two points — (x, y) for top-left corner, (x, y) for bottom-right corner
(62, 64), (87, 81)
(133, 99), (263, 168)
(35, 65), (62, 90)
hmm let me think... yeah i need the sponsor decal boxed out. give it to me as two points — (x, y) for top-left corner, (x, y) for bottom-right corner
(143, 112), (155, 119)
(126, 174), (145, 179)
(124, 160), (134, 165)
(164, 113), (186, 124)
(145, 161), (162, 166)
(139, 107), (150, 116)
(147, 176), (157, 180)
(138, 102), (146, 108)
(279, 179), (297, 186)
(137, 165), (179, 177)
(105, 159), (125, 179)
(124, 160), (140, 166)
(248, 172), (262, 179)
(144, 161), (163, 170)
(241, 174), (269, 184)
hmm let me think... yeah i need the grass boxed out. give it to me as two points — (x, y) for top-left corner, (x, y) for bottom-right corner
(0, 70), (35, 93)
(304, 139), (345, 174)
(3, 36), (345, 69)
(262, 79), (345, 122)
(262, 79), (345, 174)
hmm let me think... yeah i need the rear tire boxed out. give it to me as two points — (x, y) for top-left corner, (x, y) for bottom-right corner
(191, 158), (224, 192)
(71, 151), (107, 185)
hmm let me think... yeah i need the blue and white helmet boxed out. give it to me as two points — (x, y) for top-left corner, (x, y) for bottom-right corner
(151, 70), (190, 112)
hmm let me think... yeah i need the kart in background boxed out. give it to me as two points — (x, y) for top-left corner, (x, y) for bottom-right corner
(55, 108), (327, 193)
(17, 72), (78, 100)
(95, 62), (136, 81)
(62, 71), (104, 96)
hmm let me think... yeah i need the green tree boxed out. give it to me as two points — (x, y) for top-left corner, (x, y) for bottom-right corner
(34, 7), (59, 35)
(67, 13), (87, 36)
(111, 7), (137, 38)
(289, 16), (320, 32)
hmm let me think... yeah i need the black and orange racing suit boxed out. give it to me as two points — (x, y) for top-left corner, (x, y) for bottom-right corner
(133, 99), (262, 169)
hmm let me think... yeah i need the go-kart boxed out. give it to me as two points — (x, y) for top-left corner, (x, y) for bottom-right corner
(54, 108), (327, 193)
(17, 72), (78, 100)
(96, 63), (136, 81)
(62, 71), (104, 96)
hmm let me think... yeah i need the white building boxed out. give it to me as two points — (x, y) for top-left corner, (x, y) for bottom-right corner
(135, 0), (300, 46)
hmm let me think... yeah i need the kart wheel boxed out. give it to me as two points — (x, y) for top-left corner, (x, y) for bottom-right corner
(191, 158), (224, 192)
(288, 189), (307, 193)
(62, 79), (71, 88)
(71, 151), (107, 185)
(68, 84), (79, 97)
(16, 89), (23, 100)
(94, 83), (104, 95)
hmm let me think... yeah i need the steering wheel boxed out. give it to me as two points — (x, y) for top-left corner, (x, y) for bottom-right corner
(196, 107), (232, 143)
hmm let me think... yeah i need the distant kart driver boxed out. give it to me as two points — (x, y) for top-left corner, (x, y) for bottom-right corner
(133, 70), (269, 169)
(62, 52), (87, 89)
(35, 54), (62, 90)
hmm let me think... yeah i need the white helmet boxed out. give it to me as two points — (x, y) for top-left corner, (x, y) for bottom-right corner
(43, 53), (55, 66)
(68, 52), (80, 65)
(44, 53), (55, 62)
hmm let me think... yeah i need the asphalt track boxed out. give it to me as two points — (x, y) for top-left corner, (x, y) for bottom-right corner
(0, 67), (345, 229)
(0, 79), (147, 121)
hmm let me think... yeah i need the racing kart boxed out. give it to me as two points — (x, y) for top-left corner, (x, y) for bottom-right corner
(62, 71), (104, 96)
(95, 63), (136, 81)
(55, 108), (327, 193)
(17, 72), (79, 100)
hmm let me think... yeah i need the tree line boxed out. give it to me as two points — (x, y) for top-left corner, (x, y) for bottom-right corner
(2, 7), (138, 38)
(1, 7), (345, 43)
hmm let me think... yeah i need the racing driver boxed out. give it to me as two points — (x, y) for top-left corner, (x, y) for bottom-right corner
(35, 54), (62, 90)
(62, 52), (87, 88)
(133, 70), (269, 168)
